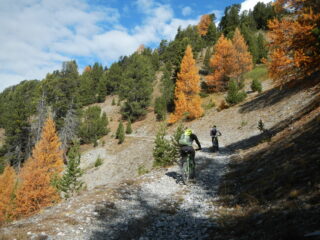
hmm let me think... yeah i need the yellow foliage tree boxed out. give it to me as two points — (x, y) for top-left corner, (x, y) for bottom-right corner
(14, 117), (64, 217)
(267, 0), (320, 85)
(206, 35), (238, 92)
(198, 14), (212, 36)
(168, 45), (203, 123)
(0, 166), (17, 223)
(232, 28), (253, 82)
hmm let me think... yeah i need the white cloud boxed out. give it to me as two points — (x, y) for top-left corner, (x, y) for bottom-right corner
(241, 0), (274, 12)
(0, 0), (200, 92)
(182, 6), (192, 16)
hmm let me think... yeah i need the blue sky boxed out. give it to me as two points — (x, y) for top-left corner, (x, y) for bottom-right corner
(0, 0), (272, 92)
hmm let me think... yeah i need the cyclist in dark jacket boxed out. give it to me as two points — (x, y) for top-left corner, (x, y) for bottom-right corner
(210, 125), (222, 150)
(179, 128), (201, 179)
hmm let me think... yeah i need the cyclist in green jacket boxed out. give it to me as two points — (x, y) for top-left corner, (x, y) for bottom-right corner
(179, 128), (201, 179)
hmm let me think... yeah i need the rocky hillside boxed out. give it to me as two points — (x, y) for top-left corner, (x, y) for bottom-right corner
(0, 77), (319, 239)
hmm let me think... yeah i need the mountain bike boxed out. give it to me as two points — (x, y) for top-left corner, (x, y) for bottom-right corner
(180, 149), (200, 184)
(212, 136), (219, 152)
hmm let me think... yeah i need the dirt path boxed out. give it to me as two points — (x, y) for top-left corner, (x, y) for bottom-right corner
(86, 141), (231, 240)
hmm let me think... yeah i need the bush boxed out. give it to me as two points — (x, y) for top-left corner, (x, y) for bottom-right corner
(126, 119), (132, 134)
(226, 80), (247, 105)
(137, 165), (149, 175)
(112, 98), (116, 105)
(153, 125), (175, 167)
(204, 98), (216, 110)
(199, 92), (209, 98)
(251, 79), (262, 93)
(116, 120), (125, 144)
(153, 124), (184, 167)
(94, 156), (103, 167)
(154, 97), (166, 121)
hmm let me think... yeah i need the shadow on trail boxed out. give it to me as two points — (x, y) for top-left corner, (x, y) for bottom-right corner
(89, 180), (218, 240)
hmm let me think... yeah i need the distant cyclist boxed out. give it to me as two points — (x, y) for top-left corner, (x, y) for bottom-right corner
(179, 128), (201, 179)
(210, 125), (222, 151)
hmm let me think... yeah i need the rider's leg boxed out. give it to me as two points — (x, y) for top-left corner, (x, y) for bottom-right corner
(216, 137), (219, 151)
(184, 146), (195, 179)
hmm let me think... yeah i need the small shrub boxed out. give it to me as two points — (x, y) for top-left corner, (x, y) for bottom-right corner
(199, 92), (209, 98)
(251, 79), (262, 93)
(116, 121), (125, 144)
(94, 156), (103, 167)
(238, 120), (247, 129)
(226, 80), (247, 105)
(112, 98), (116, 105)
(137, 165), (149, 175)
(258, 119), (265, 132)
(126, 119), (132, 134)
(101, 140), (105, 146)
(204, 98), (216, 110)
(154, 97), (166, 121)
(153, 125), (175, 167)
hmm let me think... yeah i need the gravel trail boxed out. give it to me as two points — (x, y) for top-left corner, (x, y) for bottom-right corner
(87, 141), (230, 240)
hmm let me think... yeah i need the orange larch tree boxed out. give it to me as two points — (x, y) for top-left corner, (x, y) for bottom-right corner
(0, 166), (17, 223)
(14, 117), (64, 217)
(266, 0), (320, 85)
(198, 14), (212, 36)
(168, 45), (203, 123)
(232, 28), (253, 82)
(206, 35), (238, 92)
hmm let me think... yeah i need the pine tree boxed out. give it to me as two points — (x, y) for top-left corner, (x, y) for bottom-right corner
(168, 45), (203, 123)
(206, 35), (237, 92)
(198, 14), (212, 36)
(126, 119), (132, 134)
(232, 28), (253, 83)
(153, 125), (175, 167)
(0, 166), (17, 222)
(14, 117), (64, 217)
(256, 33), (268, 63)
(225, 80), (247, 105)
(203, 47), (213, 73)
(58, 140), (84, 199)
(267, 0), (320, 84)
(116, 121), (125, 144)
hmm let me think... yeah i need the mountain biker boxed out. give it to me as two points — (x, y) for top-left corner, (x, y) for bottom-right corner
(210, 125), (222, 151)
(179, 128), (202, 179)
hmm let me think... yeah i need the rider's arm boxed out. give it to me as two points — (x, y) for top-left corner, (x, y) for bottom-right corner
(192, 134), (202, 150)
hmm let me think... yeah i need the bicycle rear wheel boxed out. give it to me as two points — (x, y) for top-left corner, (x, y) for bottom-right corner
(182, 157), (190, 184)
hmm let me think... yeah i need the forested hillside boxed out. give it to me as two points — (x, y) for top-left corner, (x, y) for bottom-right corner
(0, 0), (319, 236)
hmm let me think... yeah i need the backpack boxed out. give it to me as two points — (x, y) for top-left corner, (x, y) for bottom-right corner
(210, 128), (217, 137)
(179, 133), (192, 146)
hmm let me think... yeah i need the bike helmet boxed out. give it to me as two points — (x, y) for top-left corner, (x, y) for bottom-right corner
(185, 128), (192, 136)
